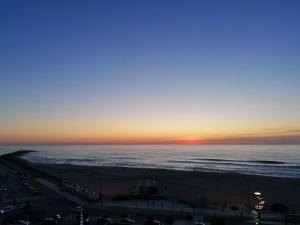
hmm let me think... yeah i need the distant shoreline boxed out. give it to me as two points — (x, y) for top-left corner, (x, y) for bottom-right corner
(4, 149), (300, 180)
(2, 148), (300, 179)
(1, 150), (300, 212)
(0, 149), (36, 157)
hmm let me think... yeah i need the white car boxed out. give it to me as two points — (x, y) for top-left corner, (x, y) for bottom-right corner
(0, 205), (16, 214)
(119, 218), (136, 224)
(0, 187), (8, 192)
(16, 220), (30, 225)
(195, 222), (206, 225)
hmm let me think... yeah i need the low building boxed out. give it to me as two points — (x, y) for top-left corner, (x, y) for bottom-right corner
(136, 180), (158, 195)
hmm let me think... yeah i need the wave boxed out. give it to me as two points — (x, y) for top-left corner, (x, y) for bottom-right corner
(189, 158), (285, 164)
(247, 160), (285, 164)
(13, 144), (300, 178)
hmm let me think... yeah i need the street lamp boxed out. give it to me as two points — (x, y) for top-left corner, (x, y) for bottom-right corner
(254, 192), (266, 225)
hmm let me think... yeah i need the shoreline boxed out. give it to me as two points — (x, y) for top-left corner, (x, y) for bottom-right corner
(34, 161), (300, 212)
(2, 150), (300, 212)
(17, 149), (300, 179)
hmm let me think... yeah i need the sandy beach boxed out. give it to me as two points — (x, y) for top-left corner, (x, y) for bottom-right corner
(1, 151), (300, 225)
(32, 163), (300, 212)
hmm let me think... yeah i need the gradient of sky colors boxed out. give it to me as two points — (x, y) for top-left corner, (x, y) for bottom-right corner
(0, 0), (300, 144)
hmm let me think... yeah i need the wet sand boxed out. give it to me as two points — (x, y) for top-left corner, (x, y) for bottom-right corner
(33, 163), (300, 212)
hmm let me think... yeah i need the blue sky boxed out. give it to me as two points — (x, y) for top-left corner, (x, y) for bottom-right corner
(0, 0), (300, 144)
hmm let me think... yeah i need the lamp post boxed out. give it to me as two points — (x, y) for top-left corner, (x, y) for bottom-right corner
(80, 212), (84, 225)
(254, 192), (266, 225)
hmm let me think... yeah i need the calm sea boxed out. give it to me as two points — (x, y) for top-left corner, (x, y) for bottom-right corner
(0, 145), (300, 178)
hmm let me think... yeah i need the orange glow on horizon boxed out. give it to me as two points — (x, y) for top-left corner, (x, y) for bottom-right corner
(1, 132), (300, 145)
(1, 120), (300, 145)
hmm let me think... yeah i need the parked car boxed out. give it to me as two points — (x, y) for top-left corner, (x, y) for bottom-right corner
(20, 201), (32, 210)
(55, 213), (62, 221)
(72, 206), (83, 213)
(0, 205), (16, 214)
(230, 205), (239, 211)
(83, 213), (90, 223)
(195, 221), (206, 225)
(119, 217), (136, 224)
(16, 220), (30, 225)
(145, 217), (161, 225)
(41, 217), (56, 225)
(97, 216), (113, 225)
(0, 187), (8, 192)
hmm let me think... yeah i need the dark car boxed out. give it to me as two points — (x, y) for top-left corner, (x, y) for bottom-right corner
(15, 220), (30, 225)
(0, 187), (8, 192)
(194, 222), (206, 225)
(119, 218), (136, 225)
(55, 213), (62, 221)
(20, 201), (32, 210)
(72, 206), (83, 214)
(145, 217), (161, 225)
(41, 218), (57, 225)
(0, 205), (16, 214)
(97, 216), (113, 225)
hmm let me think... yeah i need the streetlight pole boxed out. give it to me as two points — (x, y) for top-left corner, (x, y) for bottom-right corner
(247, 178), (251, 210)
(254, 192), (266, 225)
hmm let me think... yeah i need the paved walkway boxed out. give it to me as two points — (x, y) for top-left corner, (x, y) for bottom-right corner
(105, 199), (251, 216)
(35, 178), (88, 207)
(104, 199), (283, 222)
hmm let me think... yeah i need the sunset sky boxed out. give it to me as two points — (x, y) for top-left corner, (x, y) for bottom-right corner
(0, 0), (300, 144)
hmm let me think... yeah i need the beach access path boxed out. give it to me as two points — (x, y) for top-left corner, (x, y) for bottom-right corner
(35, 178), (89, 207)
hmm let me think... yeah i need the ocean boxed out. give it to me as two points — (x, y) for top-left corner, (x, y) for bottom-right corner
(0, 144), (300, 178)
